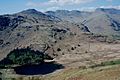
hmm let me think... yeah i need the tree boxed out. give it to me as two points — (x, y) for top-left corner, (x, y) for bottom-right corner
(0, 47), (53, 67)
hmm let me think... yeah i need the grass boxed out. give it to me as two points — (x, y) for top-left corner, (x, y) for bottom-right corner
(44, 59), (120, 80)
(68, 65), (120, 80)
(1, 60), (120, 80)
(102, 59), (120, 65)
(90, 59), (120, 68)
(45, 65), (120, 80)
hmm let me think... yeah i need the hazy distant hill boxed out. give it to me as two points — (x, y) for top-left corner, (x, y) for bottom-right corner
(45, 10), (91, 23)
(46, 8), (120, 35)
(82, 8), (120, 35)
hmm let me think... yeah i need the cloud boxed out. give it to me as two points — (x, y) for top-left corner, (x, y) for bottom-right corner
(26, 0), (95, 7)
(79, 5), (120, 12)
(49, 0), (94, 5)
(100, 5), (120, 9)
(80, 7), (97, 11)
(26, 2), (50, 7)
(46, 7), (61, 11)
(106, 0), (113, 2)
(26, 0), (120, 11)
(26, 2), (38, 7)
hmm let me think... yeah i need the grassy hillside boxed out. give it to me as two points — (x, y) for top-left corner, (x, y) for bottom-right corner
(1, 64), (120, 80)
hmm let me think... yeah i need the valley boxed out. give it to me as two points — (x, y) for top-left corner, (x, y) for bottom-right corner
(0, 8), (120, 80)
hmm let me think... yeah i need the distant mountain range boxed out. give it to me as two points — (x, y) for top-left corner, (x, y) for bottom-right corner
(46, 8), (120, 35)
(0, 8), (120, 60)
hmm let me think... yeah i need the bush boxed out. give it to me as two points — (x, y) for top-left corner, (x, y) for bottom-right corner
(71, 47), (74, 50)
(57, 48), (61, 52)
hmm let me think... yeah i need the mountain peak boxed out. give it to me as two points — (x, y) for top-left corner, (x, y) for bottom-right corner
(21, 9), (37, 13)
(95, 8), (120, 14)
(20, 9), (44, 15)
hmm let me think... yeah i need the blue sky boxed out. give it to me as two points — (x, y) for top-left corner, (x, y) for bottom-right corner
(0, 0), (120, 14)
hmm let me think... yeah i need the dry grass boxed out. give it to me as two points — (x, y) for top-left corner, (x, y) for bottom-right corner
(39, 65), (120, 80)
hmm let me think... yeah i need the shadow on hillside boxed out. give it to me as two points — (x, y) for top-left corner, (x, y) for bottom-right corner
(0, 72), (2, 80)
(13, 62), (64, 75)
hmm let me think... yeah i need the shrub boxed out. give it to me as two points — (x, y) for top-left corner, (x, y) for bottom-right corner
(57, 48), (61, 52)
(71, 47), (74, 50)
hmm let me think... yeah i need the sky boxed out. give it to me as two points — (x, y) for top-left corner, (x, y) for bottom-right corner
(0, 0), (120, 14)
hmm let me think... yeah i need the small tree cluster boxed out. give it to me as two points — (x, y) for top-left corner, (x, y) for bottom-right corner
(0, 47), (53, 67)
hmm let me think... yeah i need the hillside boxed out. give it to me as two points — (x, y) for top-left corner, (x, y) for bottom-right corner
(45, 10), (91, 23)
(1, 8), (120, 80)
(0, 8), (120, 60)
(82, 8), (120, 35)
(46, 8), (120, 35)
(0, 9), (85, 60)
